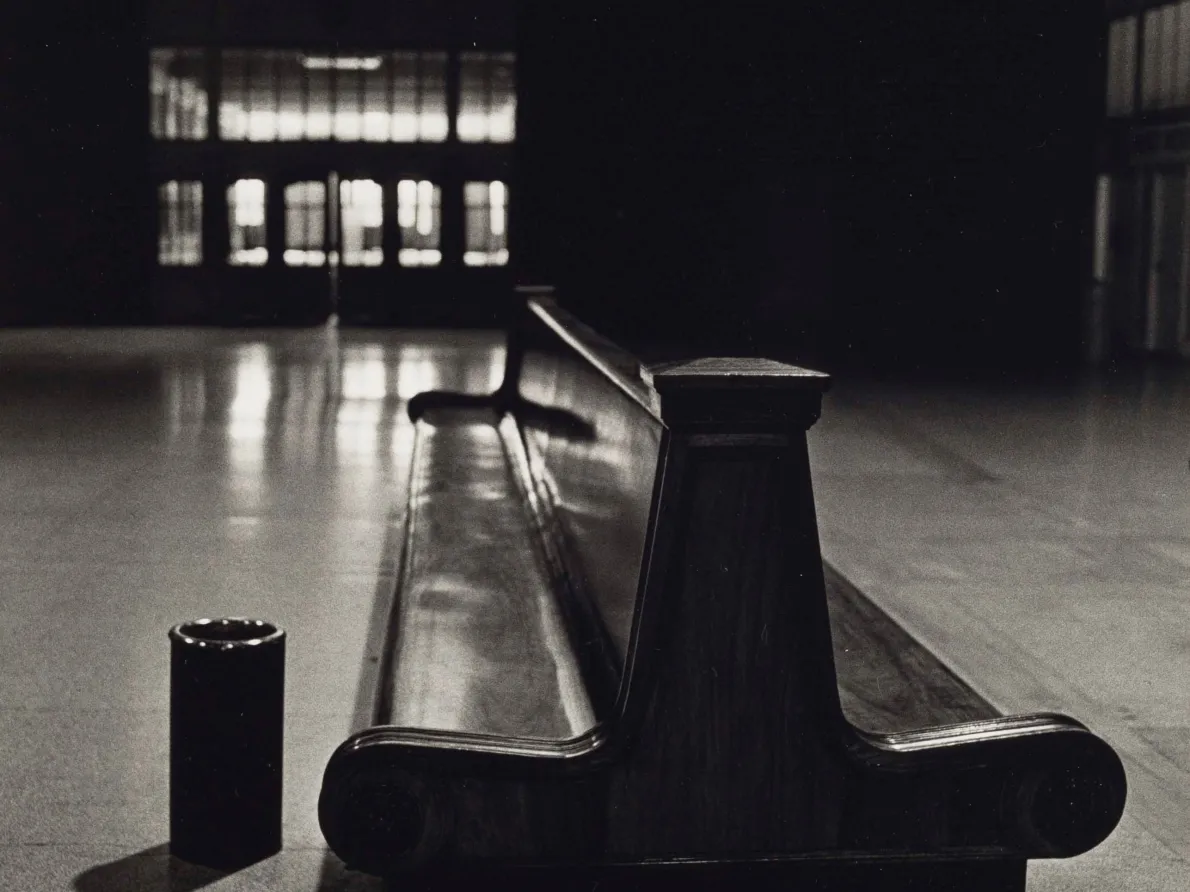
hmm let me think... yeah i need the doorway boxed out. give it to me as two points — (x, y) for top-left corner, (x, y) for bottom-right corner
(273, 170), (441, 321)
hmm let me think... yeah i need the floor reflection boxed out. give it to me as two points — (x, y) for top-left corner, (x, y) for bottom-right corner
(0, 323), (506, 892)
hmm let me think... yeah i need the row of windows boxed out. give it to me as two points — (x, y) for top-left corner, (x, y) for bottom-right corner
(158, 179), (508, 269)
(1106, 4), (1190, 116)
(150, 49), (514, 143)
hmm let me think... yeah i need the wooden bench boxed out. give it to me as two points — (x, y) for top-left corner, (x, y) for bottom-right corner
(318, 293), (1126, 889)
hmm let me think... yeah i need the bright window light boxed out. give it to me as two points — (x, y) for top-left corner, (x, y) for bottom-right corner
(302, 56), (383, 70)
(397, 180), (441, 265)
(158, 181), (203, 266)
(150, 48), (208, 140)
(464, 181), (509, 266)
(458, 52), (515, 143)
(340, 179), (384, 267)
(228, 179), (267, 266)
(221, 50), (448, 143)
(398, 248), (442, 267)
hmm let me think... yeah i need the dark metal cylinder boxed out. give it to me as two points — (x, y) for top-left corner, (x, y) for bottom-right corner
(169, 617), (285, 869)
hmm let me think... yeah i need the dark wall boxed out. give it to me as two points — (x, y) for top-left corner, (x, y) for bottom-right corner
(514, 2), (1105, 374)
(0, 2), (152, 325)
(149, 0), (515, 47)
(513, 3), (839, 361)
(835, 2), (1105, 374)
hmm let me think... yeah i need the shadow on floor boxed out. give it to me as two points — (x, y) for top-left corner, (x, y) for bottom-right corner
(317, 853), (386, 891)
(73, 843), (230, 892)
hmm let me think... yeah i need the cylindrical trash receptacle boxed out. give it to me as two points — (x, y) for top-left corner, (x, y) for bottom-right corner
(169, 617), (285, 869)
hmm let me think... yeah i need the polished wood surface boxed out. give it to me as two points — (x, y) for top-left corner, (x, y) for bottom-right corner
(605, 433), (849, 856)
(319, 295), (1126, 883)
(515, 303), (665, 676)
(376, 407), (595, 741)
(825, 563), (998, 734)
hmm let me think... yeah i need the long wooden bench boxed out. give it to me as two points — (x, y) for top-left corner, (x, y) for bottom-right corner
(318, 293), (1126, 889)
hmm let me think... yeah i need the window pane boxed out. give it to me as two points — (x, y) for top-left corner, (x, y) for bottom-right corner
(1092, 174), (1111, 282)
(420, 53), (448, 142)
(248, 51), (279, 141)
(1108, 19), (1132, 116)
(387, 53), (447, 142)
(1175, 3), (1185, 105)
(151, 48), (208, 140)
(158, 181), (203, 265)
(391, 52), (419, 142)
(220, 50), (249, 139)
(220, 49), (455, 142)
(228, 179), (268, 265)
(458, 54), (488, 142)
(307, 66), (333, 140)
(1160, 5), (1177, 108)
(459, 52), (516, 143)
(490, 53), (516, 142)
(334, 69), (363, 141)
(1107, 21), (1121, 115)
(1122, 16), (1138, 113)
(278, 53), (307, 141)
(341, 179), (384, 266)
(284, 181), (326, 266)
(397, 179), (441, 266)
(464, 180), (509, 266)
(363, 63), (389, 141)
(1143, 9), (1161, 111)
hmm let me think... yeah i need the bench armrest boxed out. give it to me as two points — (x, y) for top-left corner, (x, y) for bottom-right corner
(406, 390), (500, 422)
(318, 725), (612, 872)
(845, 712), (1127, 858)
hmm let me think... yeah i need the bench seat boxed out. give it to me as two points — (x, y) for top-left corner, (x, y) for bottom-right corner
(381, 407), (595, 742)
(319, 293), (1126, 888)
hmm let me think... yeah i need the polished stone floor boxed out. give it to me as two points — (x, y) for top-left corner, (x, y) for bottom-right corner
(0, 325), (1184, 889)
(811, 370), (1190, 890)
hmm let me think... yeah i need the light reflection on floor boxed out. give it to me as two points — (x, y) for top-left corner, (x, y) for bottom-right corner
(0, 325), (1183, 889)
(0, 326), (503, 891)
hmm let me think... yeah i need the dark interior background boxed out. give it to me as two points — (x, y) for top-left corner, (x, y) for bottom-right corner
(1, 0), (1104, 376)
(514, 1), (1105, 375)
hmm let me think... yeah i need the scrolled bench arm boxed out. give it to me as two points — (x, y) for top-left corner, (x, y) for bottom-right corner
(845, 712), (1127, 858)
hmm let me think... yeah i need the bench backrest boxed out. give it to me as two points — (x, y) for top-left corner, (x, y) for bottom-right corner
(504, 297), (667, 717)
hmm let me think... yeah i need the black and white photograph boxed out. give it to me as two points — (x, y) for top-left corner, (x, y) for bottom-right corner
(0, 1), (1183, 889)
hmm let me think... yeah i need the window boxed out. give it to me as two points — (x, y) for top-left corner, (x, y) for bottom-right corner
(1178, 1), (1190, 106)
(306, 61), (333, 141)
(1143, 8), (1161, 110)
(1092, 174), (1111, 282)
(284, 182), (326, 266)
(392, 52), (448, 142)
(458, 53), (516, 143)
(463, 181), (509, 266)
(1107, 17), (1138, 117)
(220, 50), (251, 140)
(334, 61), (364, 142)
(150, 49), (208, 140)
(158, 181), (202, 266)
(396, 180), (441, 267)
(363, 59), (389, 141)
(1160, 4), (1179, 107)
(1141, 5), (1184, 111)
(228, 179), (268, 266)
(219, 50), (447, 143)
(340, 179), (384, 266)
(221, 50), (290, 141)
